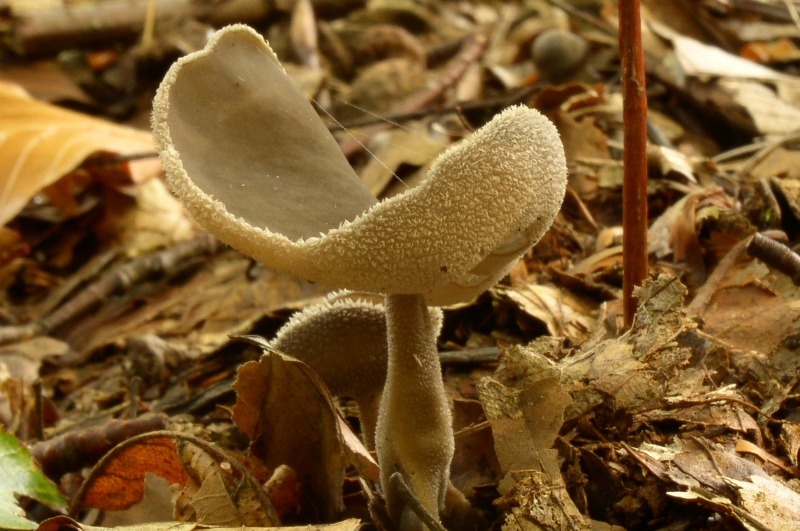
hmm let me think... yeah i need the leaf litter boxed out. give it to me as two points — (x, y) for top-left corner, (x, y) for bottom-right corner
(0, 0), (799, 529)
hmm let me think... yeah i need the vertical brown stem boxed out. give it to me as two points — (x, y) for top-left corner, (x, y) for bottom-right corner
(619, 0), (649, 326)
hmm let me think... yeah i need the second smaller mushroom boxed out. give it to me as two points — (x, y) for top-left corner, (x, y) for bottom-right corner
(269, 292), (441, 450)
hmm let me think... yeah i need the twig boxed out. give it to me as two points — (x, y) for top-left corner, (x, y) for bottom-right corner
(619, 0), (649, 327)
(747, 232), (800, 285)
(688, 230), (787, 314)
(328, 86), (536, 132)
(32, 379), (44, 441)
(544, 0), (616, 37)
(9, 0), (270, 55)
(128, 376), (142, 419)
(68, 430), (279, 521)
(734, 130), (800, 181)
(388, 472), (447, 531)
(0, 233), (220, 345)
(438, 346), (499, 366)
(338, 33), (488, 158)
(759, 178), (782, 227)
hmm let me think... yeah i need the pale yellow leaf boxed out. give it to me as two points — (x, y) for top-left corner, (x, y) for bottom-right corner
(0, 80), (160, 226)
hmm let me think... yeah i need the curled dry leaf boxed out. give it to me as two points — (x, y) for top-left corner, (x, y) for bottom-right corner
(0, 80), (160, 226)
(30, 414), (168, 479)
(232, 350), (346, 522)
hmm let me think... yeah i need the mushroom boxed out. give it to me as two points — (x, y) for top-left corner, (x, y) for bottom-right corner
(152, 24), (567, 529)
(269, 292), (442, 451)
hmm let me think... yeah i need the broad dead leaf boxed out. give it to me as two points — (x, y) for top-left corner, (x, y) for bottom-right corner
(0, 80), (160, 226)
(695, 259), (800, 354)
(478, 339), (572, 471)
(476, 339), (582, 529)
(232, 351), (346, 521)
(80, 436), (189, 511)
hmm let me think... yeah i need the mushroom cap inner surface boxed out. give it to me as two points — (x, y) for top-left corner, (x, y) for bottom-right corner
(155, 25), (377, 241)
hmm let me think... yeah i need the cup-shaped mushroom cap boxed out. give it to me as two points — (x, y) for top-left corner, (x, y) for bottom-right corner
(154, 25), (567, 306)
(152, 24), (377, 241)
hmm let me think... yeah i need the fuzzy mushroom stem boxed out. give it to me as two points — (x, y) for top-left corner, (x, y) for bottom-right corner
(377, 293), (454, 531)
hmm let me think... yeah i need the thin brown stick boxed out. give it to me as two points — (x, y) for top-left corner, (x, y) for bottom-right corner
(338, 33), (488, 158)
(388, 472), (447, 531)
(0, 233), (219, 345)
(10, 0), (270, 55)
(619, 0), (649, 327)
(328, 86), (536, 132)
(688, 230), (787, 314)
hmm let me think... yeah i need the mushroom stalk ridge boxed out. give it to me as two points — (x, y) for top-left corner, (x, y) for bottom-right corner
(377, 293), (453, 531)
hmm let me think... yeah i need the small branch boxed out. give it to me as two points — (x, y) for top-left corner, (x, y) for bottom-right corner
(438, 346), (499, 366)
(689, 230), (787, 314)
(338, 33), (488, 158)
(388, 472), (447, 531)
(0, 233), (220, 345)
(619, 0), (649, 327)
(747, 232), (800, 285)
(9, 0), (271, 56)
(328, 86), (536, 132)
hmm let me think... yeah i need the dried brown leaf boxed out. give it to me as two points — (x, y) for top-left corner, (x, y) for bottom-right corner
(173, 443), (279, 526)
(232, 351), (346, 521)
(498, 283), (597, 345)
(476, 340), (582, 528)
(81, 436), (188, 511)
(698, 260), (800, 353)
(30, 415), (168, 479)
